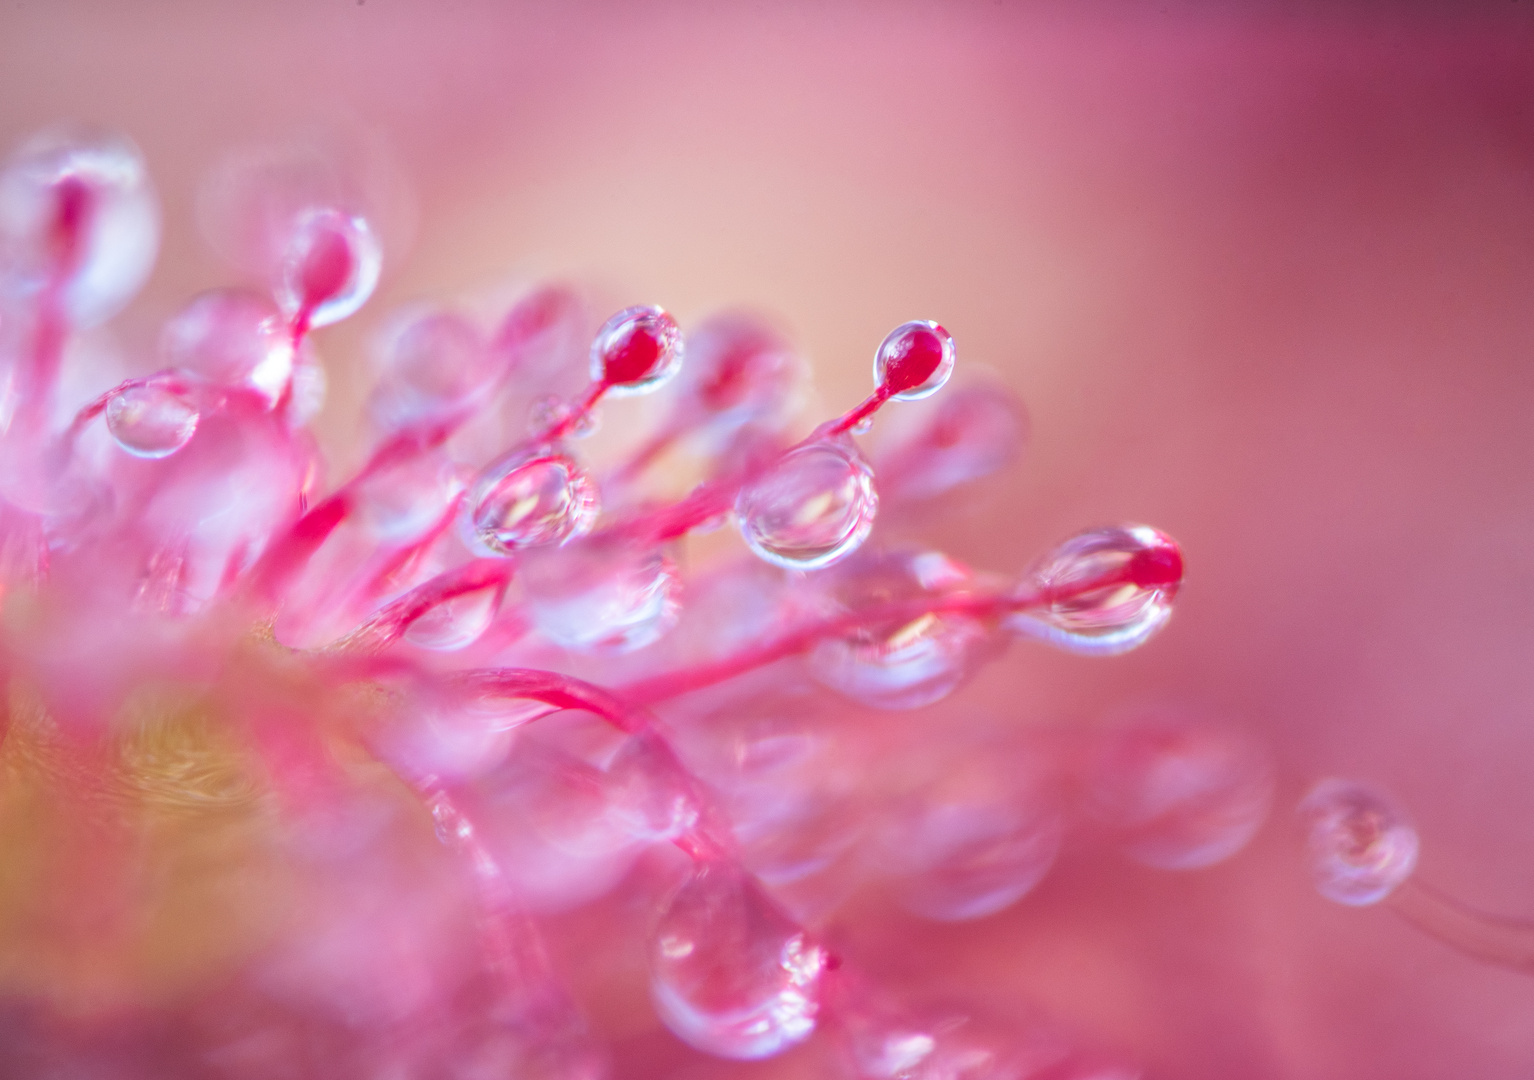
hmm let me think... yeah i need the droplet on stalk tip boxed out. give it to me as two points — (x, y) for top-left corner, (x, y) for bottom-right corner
(676, 312), (802, 427)
(464, 448), (600, 554)
(105, 375), (200, 459)
(809, 550), (996, 710)
(0, 129), (160, 326)
(1299, 778), (1419, 906)
(736, 438), (877, 570)
(650, 864), (826, 1059)
(590, 304), (683, 395)
(874, 320), (955, 400)
(275, 207), (380, 327)
(1007, 524), (1182, 655)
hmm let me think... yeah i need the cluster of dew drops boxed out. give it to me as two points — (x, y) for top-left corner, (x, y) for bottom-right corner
(0, 129), (1434, 1078)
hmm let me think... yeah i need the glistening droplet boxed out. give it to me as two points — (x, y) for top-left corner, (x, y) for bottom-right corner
(736, 439), (877, 570)
(590, 304), (683, 396)
(275, 208), (381, 327)
(1298, 778), (1419, 906)
(1007, 524), (1182, 655)
(874, 320), (955, 401)
(105, 376), (200, 459)
(650, 864), (826, 1060)
(464, 448), (600, 554)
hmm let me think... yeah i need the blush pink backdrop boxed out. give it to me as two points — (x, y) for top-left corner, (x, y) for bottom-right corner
(4, 3), (1534, 1077)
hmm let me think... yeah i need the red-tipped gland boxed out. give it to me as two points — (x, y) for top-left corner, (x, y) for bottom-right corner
(590, 305), (684, 396)
(47, 175), (93, 276)
(875, 320), (955, 401)
(1127, 538), (1184, 590)
(298, 220), (356, 312)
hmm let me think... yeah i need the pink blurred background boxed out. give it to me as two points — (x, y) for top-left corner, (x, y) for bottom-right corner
(5, 2), (1534, 1077)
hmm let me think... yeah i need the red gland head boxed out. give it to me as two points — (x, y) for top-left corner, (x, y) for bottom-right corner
(590, 304), (683, 396)
(874, 320), (955, 400)
(277, 208), (381, 327)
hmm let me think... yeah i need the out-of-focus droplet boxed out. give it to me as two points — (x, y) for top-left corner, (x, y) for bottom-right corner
(274, 208), (380, 327)
(676, 312), (802, 429)
(873, 755), (1061, 921)
(0, 129), (159, 326)
(605, 733), (701, 843)
(809, 550), (996, 710)
(874, 321), (955, 401)
(105, 375), (200, 459)
(520, 541), (680, 653)
(161, 289), (296, 405)
(736, 439), (877, 570)
(880, 383), (1027, 502)
(355, 454), (468, 543)
(1088, 716), (1273, 870)
(369, 306), (491, 428)
(464, 448), (599, 554)
(1007, 524), (1182, 656)
(650, 864), (826, 1060)
(402, 582), (502, 652)
(1298, 778), (1419, 906)
(840, 1002), (1064, 1080)
(590, 305), (683, 396)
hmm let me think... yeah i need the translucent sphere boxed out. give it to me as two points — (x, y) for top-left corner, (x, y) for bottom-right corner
(1007, 524), (1183, 655)
(401, 583), (503, 652)
(736, 439), (877, 570)
(808, 550), (996, 710)
(520, 541), (680, 653)
(369, 306), (491, 428)
(874, 320), (955, 401)
(1298, 778), (1419, 906)
(676, 312), (802, 428)
(650, 864), (826, 1060)
(604, 734), (701, 843)
(0, 129), (159, 326)
(590, 304), (683, 396)
(274, 208), (381, 327)
(161, 289), (295, 405)
(464, 448), (600, 554)
(873, 756), (1061, 922)
(1088, 717), (1273, 870)
(880, 383), (1027, 502)
(105, 376), (200, 459)
(355, 454), (469, 543)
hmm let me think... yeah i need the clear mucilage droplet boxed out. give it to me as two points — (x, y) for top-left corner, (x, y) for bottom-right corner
(368, 306), (491, 429)
(274, 207), (381, 327)
(401, 582), (503, 652)
(1006, 524), (1183, 655)
(520, 540), (680, 654)
(736, 439), (877, 570)
(105, 375), (201, 459)
(0, 128), (160, 327)
(1298, 778), (1419, 906)
(874, 320), (955, 400)
(160, 289), (296, 406)
(590, 304), (684, 396)
(650, 864), (826, 1060)
(676, 312), (802, 429)
(809, 550), (996, 710)
(464, 448), (600, 554)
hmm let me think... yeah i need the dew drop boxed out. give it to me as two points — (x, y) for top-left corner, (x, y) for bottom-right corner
(160, 288), (295, 405)
(605, 734), (701, 843)
(590, 304), (683, 396)
(874, 320), (955, 401)
(677, 312), (802, 427)
(650, 864), (826, 1060)
(402, 582), (503, 652)
(1007, 525), (1182, 655)
(736, 439), (877, 570)
(105, 375), (200, 459)
(808, 550), (996, 710)
(0, 128), (159, 327)
(275, 208), (380, 327)
(1089, 716), (1273, 870)
(464, 448), (600, 554)
(1298, 778), (1419, 906)
(369, 306), (491, 428)
(520, 540), (680, 653)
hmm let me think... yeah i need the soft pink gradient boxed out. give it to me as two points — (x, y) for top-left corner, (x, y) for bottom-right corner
(5, 3), (1534, 1077)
